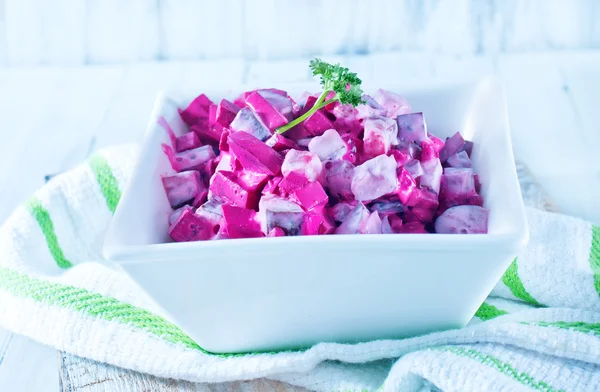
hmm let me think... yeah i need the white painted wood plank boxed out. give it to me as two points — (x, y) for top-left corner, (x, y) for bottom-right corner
(85, 0), (159, 64)
(0, 332), (57, 391)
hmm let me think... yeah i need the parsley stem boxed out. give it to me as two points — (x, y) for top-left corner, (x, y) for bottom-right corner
(276, 93), (337, 134)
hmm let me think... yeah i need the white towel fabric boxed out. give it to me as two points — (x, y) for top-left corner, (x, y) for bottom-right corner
(0, 145), (599, 392)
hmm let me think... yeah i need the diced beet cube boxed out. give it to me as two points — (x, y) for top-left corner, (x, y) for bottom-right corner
(262, 176), (282, 196)
(396, 139), (422, 161)
(221, 205), (263, 238)
(356, 94), (387, 119)
(351, 155), (398, 201)
(406, 187), (439, 209)
(284, 122), (310, 142)
(215, 99), (241, 128)
(447, 150), (472, 168)
(214, 153), (235, 177)
(246, 91), (289, 130)
(395, 167), (417, 204)
(191, 188), (208, 208)
(362, 116), (399, 158)
(175, 132), (202, 153)
(327, 201), (358, 222)
(435, 205), (489, 234)
(266, 133), (299, 152)
(257, 90), (294, 121)
(164, 144), (216, 172)
(191, 124), (223, 145)
(196, 199), (223, 227)
(218, 127), (230, 152)
(391, 149), (411, 167)
(335, 202), (370, 234)
(168, 205), (194, 226)
(179, 94), (212, 127)
(230, 107), (272, 141)
(332, 103), (360, 133)
(474, 174), (481, 193)
(323, 160), (355, 201)
(462, 140), (474, 157)
(258, 194), (305, 235)
(373, 89), (411, 118)
(439, 132), (465, 163)
(420, 158), (443, 194)
(404, 159), (424, 179)
(429, 135), (445, 154)
(420, 138), (439, 162)
(290, 181), (328, 211)
(359, 211), (382, 234)
(268, 227), (286, 237)
(228, 130), (283, 175)
(303, 110), (335, 137)
(208, 104), (217, 126)
(208, 171), (259, 209)
(243, 88), (288, 100)
(302, 211), (335, 235)
(162, 171), (205, 208)
(341, 134), (362, 165)
(397, 112), (427, 143)
(308, 129), (348, 161)
(282, 150), (323, 182)
(440, 168), (476, 202)
(169, 208), (214, 242)
(236, 170), (271, 193)
(368, 199), (405, 217)
(278, 171), (309, 196)
(396, 221), (427, 234)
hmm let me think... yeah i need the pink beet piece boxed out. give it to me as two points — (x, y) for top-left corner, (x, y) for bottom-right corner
(302, 211), (335, 235)
(266, 133), (299, 152)
(228, 131), (284, 175)
(341, 133), (361, 165)
(446, 150), (473, 168)
(179, 94), (212, 127)
(164, 144), (216, 172)
(323, 160), (355, 201)
(230, 107), (272, 141)
(439, 132), (465, 163)
(168, 205), (194, 226)
(351, 155), (398, 201)
(356, 94), (387, 119)
(214, 153), (235, 176)
(440, 168), (475, 201)
(406, 188), (439, 223)
(335, 202), (370, 234)
(278, 171), (309, 196)
(191, 123), (224, 145)
(395, 167), (417, 204)
(420, 158), (443, 194)
(397, 112), (427, 143)
(208, 104), (217, 126)
(420, 138), (439, 162)
(162, 171), (205, 208)
(246, 91), (289, 130)
(257, 90), (295, 121)
(359, 211), (382, 234)
(236, 169), (271, 193)
(332, 103), (360, 133)
(215, 99), (241, 128)
(435, 205), (489, 234)
(303, 109), (335, 137)
(282, 150), (323, 182)
(373, 89), (411, 118)
(221, 205), (264, 239)
(290, 181), (329, 211)
(169, 208), (214, 242)
(262, 176), (282, 196)
(268, 227), (286, 237)
(175, 132), (202, 153)
(258, 194), (305, 235)
(362, 116), (399, 158)
(390, 149), (411, 167)
(208, 171), (259, 209)
(308, 129), (348, 161)
(429, 135), (445, 154)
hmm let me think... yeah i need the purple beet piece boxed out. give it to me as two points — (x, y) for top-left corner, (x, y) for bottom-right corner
(175, 132), (202, 153)
(397, 112), (427, 143)
(258, 194), (305, 236)
(221, 205), (264, 239)
(162, 171), (205, 208)
(215, 99), (241, 128)
(266, 133), (299, 152)
(446, 150), (473, 168)
(303, 109), (335, 137)
(164, 144), (216, 172)
(179, 94), (213, 127)
(474, 174), (482, 193)
(228, 131), (283, 175)
(440, 168), (476, 202)
(323, 160), (355, 201)
(404, 159), (424, 179)
(208, 171), (259, 210)
(169, 208), (214, 242)
(439, 132), (465, 163)
(230, 107), (272, 141)
(246, 91), (289, 130)
(168, 205), (194, 226)
(434, 205), (489, 234)
(462, 140), (474, 157)
(290, 181), (329, 211)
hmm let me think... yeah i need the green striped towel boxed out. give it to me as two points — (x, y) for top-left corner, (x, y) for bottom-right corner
(0, 145), (599, 392)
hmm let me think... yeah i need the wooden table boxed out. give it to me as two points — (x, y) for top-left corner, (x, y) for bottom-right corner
(0, 52), (599, 391)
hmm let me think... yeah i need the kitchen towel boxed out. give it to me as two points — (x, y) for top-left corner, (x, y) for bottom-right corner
(0, 145), (598, 392)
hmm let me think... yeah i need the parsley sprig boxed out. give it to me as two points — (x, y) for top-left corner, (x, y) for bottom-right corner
(276, 58), (364, 134)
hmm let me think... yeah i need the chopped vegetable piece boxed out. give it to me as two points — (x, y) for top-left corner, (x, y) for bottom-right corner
(221, 205), (264, 238)
(446, 150), (473, 168)
(258, 194), (305, 235)
(162, 171), (205, 208)
(362, 116), (399, 158)
(208, 171), (259, 209)
(215, 99), (241, 127)
(179, 94), (212, 127)
(230, 107), (272, 141)
(169, 208), (214, 242)
(308, 129), (348, 161)
(175, 132), (202, 153)
(335, 202), (369, 234)
(435, 205), (489, 234)
(282, 150), (323, 182)
(439, 132), (465, 163)
(397, 112), (427, 143)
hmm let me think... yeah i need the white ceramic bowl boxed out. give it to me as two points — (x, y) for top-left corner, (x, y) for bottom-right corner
(103, 79), (528, 354)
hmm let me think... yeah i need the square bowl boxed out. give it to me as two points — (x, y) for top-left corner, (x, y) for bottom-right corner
(103, 79), (528, 354)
